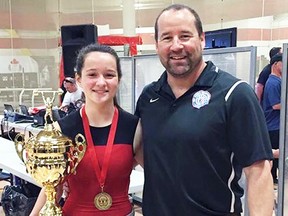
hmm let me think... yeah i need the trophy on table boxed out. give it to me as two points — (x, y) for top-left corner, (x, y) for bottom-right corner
(14, 89), (86, 216)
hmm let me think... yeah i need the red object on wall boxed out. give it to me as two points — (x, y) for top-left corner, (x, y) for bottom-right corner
(59, 56), (65, 85)
(98, 35), (143, 56)
(59, 35), (142, 87)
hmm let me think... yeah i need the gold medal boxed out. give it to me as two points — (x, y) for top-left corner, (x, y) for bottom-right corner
(94, 192), (112, 210)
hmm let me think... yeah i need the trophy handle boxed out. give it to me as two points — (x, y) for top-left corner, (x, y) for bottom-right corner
(14, 133), (26, 162)
(70, 133), (86, 174)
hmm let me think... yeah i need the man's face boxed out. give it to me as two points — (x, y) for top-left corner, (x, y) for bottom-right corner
(276, 61), (283, 74)
(156, 9), (205, 78)
(64, 81), (75, 93)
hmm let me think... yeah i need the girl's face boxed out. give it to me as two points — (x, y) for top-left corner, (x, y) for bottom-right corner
(77, 51), (119, 106)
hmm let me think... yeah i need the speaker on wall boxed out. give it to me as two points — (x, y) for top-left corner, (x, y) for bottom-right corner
(61, 24), (98, 78)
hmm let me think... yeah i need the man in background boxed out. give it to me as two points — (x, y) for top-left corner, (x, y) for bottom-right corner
(255, 47), (282, 104)
(60, 77), (83, 112)
(263, 53), (283, 185)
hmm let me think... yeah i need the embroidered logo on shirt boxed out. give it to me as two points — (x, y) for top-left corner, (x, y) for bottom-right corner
(192, 90), (211, 109)
(150, 98), (159, 103)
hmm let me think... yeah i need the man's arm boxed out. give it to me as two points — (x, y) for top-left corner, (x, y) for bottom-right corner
(255, 83), (264, 102)
(272, 103), (281, 110)
(133, 120), (143, 167)
(59, 93), (71, 111)
(272, 149), (279, 158)
(243, 160), (274, 216)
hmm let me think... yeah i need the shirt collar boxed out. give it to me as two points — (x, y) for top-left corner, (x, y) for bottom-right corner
(194, 61), (219, 87)
(154, 61), (219, 93)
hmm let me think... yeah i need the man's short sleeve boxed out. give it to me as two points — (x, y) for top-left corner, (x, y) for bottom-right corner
(257, 64), (271, 86)
(226, 82), (273, 167)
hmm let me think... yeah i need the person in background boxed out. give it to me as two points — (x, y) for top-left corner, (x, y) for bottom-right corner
(262, 53), (283, 185)
(255, 46), (282, 104)
(60, 77), (84, 112)
(135, 4), (274, 216)
(30, 44), (143, 216)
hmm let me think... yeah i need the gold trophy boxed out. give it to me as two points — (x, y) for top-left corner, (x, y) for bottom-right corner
(14, 90), (86, 215)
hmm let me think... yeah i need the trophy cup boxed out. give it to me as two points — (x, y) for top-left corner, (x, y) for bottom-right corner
(14, 90), (86, 215)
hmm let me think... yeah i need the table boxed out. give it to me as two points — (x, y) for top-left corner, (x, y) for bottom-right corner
(1, 115), (42, 137)
(0, 137), (144, 195)
(0, 136), (40, 186)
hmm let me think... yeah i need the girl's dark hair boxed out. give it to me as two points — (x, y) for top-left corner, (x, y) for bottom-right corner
(154, 4), (203, 41)
(75, 43), (122, 109)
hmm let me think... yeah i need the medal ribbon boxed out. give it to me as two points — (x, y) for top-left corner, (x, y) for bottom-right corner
(82, 106), (118, 191)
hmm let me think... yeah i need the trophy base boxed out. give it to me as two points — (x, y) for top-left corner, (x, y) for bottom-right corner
(40, 201), (62, 216)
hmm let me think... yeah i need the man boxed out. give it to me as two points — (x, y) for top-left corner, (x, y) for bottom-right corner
(263, 53), (283, 185)
(60, 77), (83, 111)
(255, 47), (282, 104)
(135, 4), (274, 216)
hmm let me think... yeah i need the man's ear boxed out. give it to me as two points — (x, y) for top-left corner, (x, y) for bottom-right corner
(156, 41), (159, 55)
(200, 32), (206, 50)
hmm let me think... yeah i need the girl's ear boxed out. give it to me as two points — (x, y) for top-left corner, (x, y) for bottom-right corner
(75, 74), (82, 87)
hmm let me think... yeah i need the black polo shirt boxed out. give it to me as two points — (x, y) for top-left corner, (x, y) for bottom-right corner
(135, 61), (273, 216)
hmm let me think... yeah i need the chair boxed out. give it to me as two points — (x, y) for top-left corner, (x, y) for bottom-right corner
(0, 170), (11, 183)
(0, 169), (11, 206)
(19, 105), (30, 116)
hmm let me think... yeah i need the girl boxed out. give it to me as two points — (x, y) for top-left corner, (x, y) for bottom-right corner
(30, 44), (143, 216)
